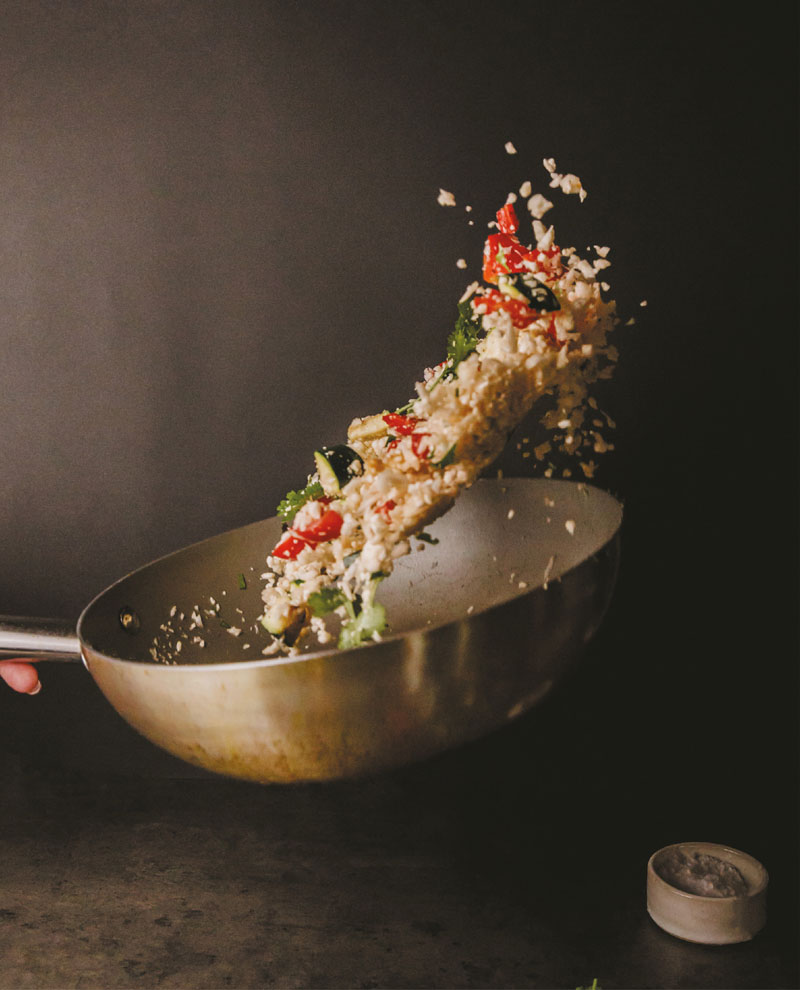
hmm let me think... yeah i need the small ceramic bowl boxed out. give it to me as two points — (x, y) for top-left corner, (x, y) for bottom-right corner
(647, 841), (768, 944)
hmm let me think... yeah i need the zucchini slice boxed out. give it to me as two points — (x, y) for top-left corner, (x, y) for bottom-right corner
(261, 601), (309, 645)
(496, 272), (560, 312)
(347, 413), (390, 442)
(313, 444), (363, 495)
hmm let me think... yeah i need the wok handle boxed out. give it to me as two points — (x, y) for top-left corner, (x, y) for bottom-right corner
(0, 616), (81, 662)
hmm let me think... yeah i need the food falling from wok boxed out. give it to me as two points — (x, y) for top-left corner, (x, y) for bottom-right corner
(259, 155), (621, 654)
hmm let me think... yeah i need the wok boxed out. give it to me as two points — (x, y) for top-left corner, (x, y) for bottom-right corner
(0, 478), (622, 783)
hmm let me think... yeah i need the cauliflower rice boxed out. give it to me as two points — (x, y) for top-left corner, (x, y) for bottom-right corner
(259, 157), (619, 653)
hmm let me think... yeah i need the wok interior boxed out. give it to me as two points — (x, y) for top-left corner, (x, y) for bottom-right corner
(78, 478), (622, 666)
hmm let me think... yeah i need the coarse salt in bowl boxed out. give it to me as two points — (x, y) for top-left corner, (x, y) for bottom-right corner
(647, 841), (768, 945)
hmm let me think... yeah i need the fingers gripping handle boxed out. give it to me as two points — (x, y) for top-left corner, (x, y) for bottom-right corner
(0, 617), (81, 661)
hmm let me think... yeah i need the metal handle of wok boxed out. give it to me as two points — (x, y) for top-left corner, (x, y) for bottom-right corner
(0, 616), (81, 661)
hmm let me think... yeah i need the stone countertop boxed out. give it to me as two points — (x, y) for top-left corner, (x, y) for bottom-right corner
(1, 625), (796, 990)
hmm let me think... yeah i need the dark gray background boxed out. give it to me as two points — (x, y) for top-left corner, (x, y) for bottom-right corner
(2, 1), (792, 621)
(0, 3), (797, 987)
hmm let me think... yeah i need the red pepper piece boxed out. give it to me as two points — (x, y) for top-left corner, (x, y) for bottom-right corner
(496, 202), (519, 235)
(482, 233), (537, 284)
(385, 432), (431, 459)
(410, 433), (432, 459)
(529, 243), (563, 279)
(376, 499), (396, 521)
(478, 288), (538, 328)
(478, 289), (560, 344)
(293, 508), (343, 543)
(272, 533), (311, 560)
(382, 413), (419, 435)
(272, 504), (344, 559)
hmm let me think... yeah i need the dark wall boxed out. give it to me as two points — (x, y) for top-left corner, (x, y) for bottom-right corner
(2, 1), (793, 620)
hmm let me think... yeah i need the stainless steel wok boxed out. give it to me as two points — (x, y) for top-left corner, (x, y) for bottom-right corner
(0, 478), (622, 783)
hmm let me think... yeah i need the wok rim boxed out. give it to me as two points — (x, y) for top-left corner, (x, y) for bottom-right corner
(76, 477), (623, 674)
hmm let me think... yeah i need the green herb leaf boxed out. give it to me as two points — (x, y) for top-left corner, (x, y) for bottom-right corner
(416, 531), (439, 545)
(434, 443), (457, 468)
(276, 481), (324, 524)
(446, 299), (482, 374)
(237, 573), (247, 590)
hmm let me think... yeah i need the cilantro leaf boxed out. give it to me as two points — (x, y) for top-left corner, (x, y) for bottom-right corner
(446, 300), (482, 373)
(276, 481), (324, 523)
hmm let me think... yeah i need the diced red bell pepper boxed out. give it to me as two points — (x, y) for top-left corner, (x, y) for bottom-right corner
(410, 433), (432, 459)
(478, 289), (560, 344)
(384, 430), (432, 462)
(272, 533), (312, 560)
(530, 243), (563, 279)
(376, 499), (396, 521)
(385, 431), (432, 460)
(478, 288), (543, 328)
(496, 202), (519, 235)
(293, 508), (343, 543)
(272, 505), (343, 559)
(382, 413), (419, 435)
(482, 233), (538, 284)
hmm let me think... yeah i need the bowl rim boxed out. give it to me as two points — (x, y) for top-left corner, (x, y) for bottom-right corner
(647, 841), (769, 901)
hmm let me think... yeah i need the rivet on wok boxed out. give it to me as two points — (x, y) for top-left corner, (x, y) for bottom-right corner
(119, 607), (141, 634)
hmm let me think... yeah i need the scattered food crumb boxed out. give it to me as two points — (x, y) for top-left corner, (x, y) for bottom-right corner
(543, 555), (556, 589)
(527, 193), (553, 219)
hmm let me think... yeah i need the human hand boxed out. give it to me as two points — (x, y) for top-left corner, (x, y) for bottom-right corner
(0, 660), (41, 694)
